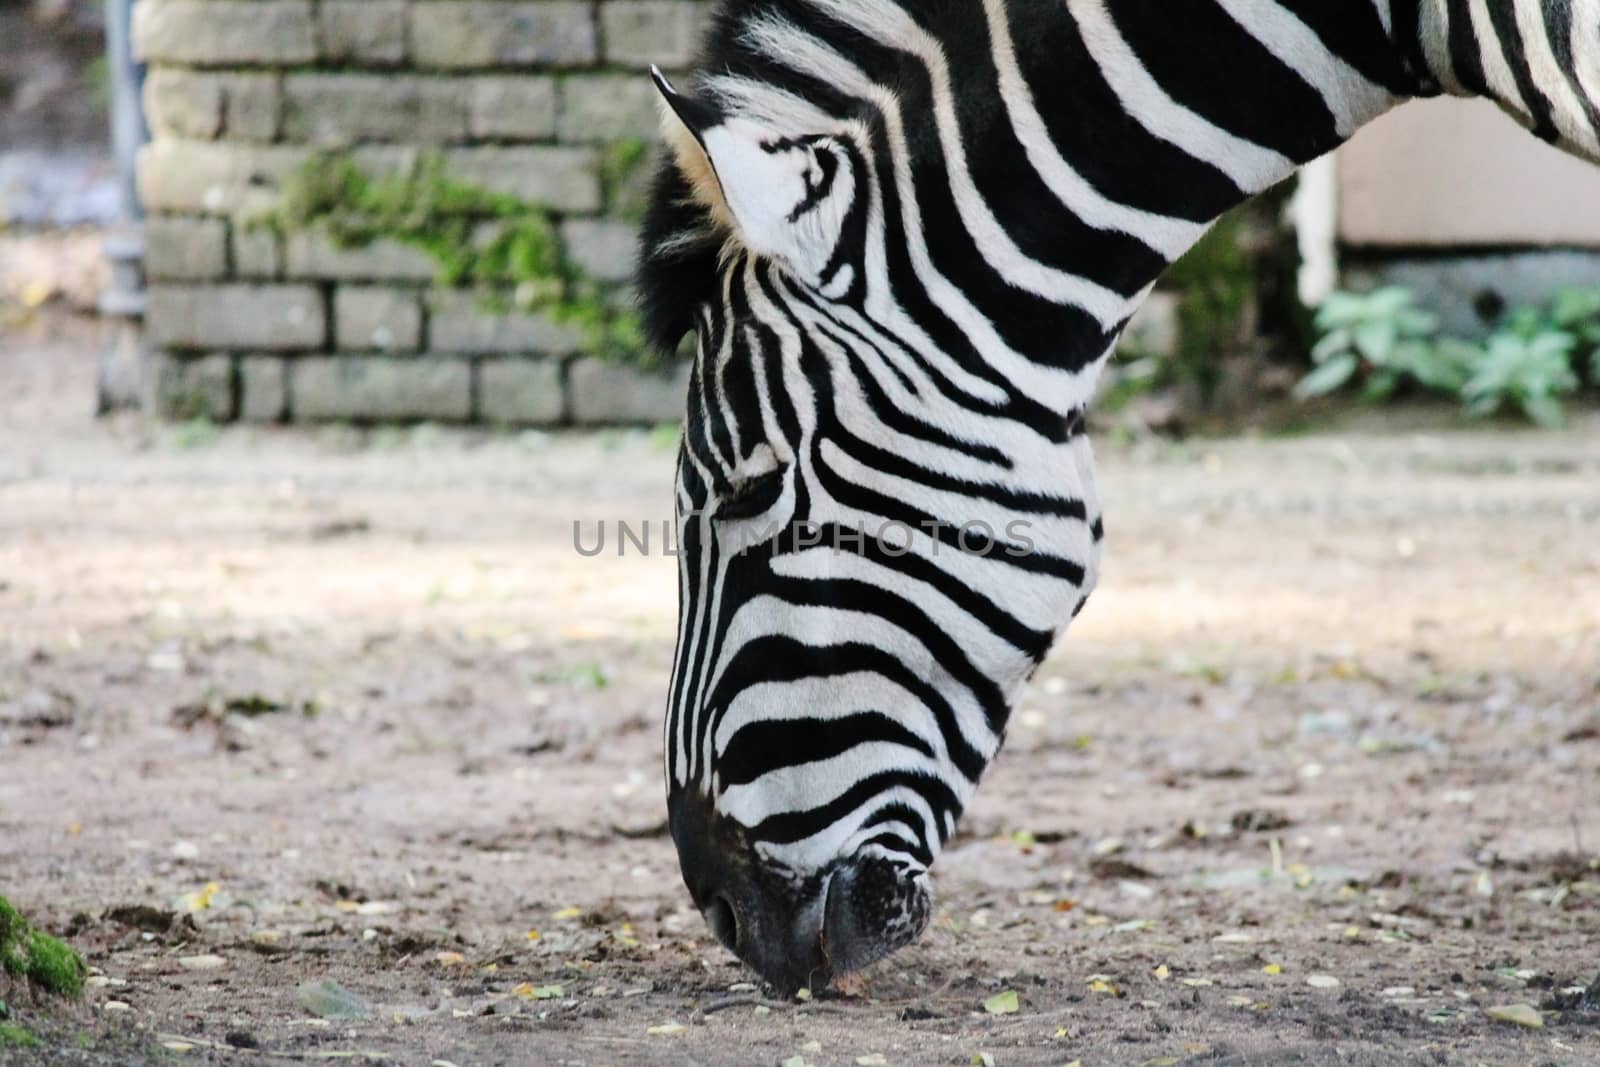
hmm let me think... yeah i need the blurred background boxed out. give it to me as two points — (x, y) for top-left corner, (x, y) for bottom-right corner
(1, 3), (1596, 1063)
(3, 0), (1600, 431)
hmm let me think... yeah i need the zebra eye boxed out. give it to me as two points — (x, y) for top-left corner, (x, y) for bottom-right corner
(716, 466), (788, 521)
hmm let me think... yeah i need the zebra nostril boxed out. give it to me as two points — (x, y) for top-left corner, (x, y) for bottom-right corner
(704, 894), (740, 951)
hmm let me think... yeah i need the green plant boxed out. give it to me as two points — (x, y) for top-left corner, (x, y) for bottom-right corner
(1294, 287), (1458, 399)
(261, 153), (662, 367)
(1462, 330), (1579, 427)
(1298, 284), (1600, 426)
(1548, 287), (1600, 382)
(1162, 207), (1256, 402)
(0, 1022), (41, 1049)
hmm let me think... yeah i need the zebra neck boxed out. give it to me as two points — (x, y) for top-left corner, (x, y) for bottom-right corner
(1407, 0), (1600, 160)
(704, 0), (1423, 408)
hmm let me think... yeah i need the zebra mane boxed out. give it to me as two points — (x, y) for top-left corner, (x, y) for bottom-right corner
(637, 155), (727, 354)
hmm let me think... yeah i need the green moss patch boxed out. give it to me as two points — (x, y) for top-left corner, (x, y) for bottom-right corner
(0, 1021), (42, 1048)
(262, 152), (658, 366)
(0, 896), (86, 998)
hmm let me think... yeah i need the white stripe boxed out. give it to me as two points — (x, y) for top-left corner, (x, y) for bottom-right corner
(1214, 0), (1398, 137)
(982, 0), (1206, 259)
(1070, 0), (1295, 193)
(1570, 0), (1600, 158)
(1514, 1), (1600, 155)
(804, 0), (1142, 325)
(1469, 0), (1535, 125)
(715, 674), (949, 758)
(728, 20), (1101, 411)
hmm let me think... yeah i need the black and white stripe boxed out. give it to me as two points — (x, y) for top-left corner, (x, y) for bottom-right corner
(640, 0), (1600, 989)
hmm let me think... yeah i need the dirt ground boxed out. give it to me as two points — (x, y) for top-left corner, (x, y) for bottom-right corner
(1, 315), (1598, 1066)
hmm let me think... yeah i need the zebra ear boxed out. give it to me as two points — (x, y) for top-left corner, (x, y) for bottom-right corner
(652, 68), (845, 280)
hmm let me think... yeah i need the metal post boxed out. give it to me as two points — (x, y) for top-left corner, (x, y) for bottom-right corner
(98, 0), (150, 412)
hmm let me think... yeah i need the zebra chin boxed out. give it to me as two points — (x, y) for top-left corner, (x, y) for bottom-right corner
(669, 789), (932, 993)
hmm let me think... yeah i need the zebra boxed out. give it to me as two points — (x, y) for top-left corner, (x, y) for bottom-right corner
(637, 0), (1600, 992)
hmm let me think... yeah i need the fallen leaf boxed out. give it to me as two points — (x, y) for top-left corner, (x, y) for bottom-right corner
(525, 930), (540, 941)
(512, 983), (564, 1000)
(434, 952), (466, 967)
(1262, 963), (1282, 975)
(1306, 975), (1341, 990)
(553, 907), (583, 921)
(1153, 965), (1170, 981)
(179, 883), (222, 913)
(984, 990), (1020, 1015)
(1485, 1003), (1543, 1029)
(647, 1022), (687, 1036)
(972, 1055), (996, 1067)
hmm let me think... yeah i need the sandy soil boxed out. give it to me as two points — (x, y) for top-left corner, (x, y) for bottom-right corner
(1, 317), (1598, 1066)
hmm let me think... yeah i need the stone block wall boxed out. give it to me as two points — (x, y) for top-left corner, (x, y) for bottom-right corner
(132, 0), (699, 425)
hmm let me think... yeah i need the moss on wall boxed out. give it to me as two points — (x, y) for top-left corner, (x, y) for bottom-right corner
(262, 151), (659, 366)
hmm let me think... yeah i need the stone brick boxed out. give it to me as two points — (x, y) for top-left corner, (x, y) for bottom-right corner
(318, 0), (407, 64)
(143, 70), (222, 140)
(284, 75), (468, 147)
(479, 359), (564, 424)
(429, 291), (585, 355)
(444, 147), (600, 212)
(568, 357), (689, 424)
(239, 356), (288, 422)
(144, 216), (228, 281)
(560, 219), (637, 283)
(146, 285), (326, 351)
(224, 74), (282, 142)
(150, 352), (234, 420)
(411, 3), (597, 69)
(557, 75), (660, 143)
(284, 232), (440, 282)
(470, 77), (557, 141)
(133, 0), (315, 66)
(601, 2), (704, 68)
(136, 141), (310, 216)
(335, 287), (423, 352)
(292, 357), (473, 422)
(233, 226), (282, 279)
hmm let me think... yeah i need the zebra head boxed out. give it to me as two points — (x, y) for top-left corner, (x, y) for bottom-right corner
(640, 71), (1104, 992)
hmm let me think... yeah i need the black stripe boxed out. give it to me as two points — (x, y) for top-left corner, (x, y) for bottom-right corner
(1008, 0), (1247, 221)
(1483, 1), (1561, 142)
(1275, 0), (1423, 94)
(719, 711), (937, 788)
(903, 1), (1168, 293)
(706, 634), (989, 781)
(1110, 1), (1340, 164)
(749, 769), (961, 848)
(1541, 1), (1600, 145)
(1446, 0), (1490, 96)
